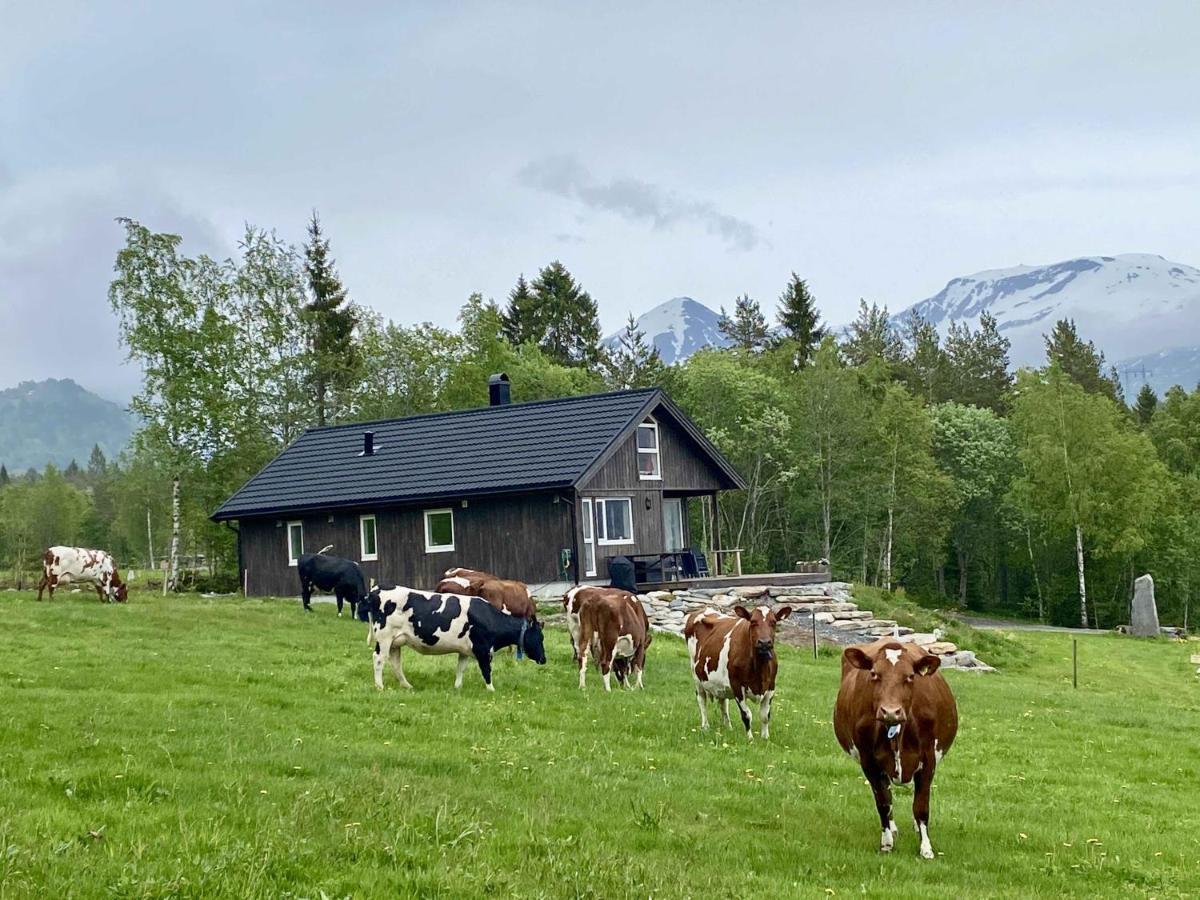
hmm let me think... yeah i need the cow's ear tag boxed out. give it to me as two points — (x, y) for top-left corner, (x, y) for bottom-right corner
(887, 724), (901, 740)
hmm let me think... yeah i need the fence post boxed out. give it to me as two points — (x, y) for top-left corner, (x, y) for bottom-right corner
(812, 608), (818, 660)
(1072, 638), (1078, 689)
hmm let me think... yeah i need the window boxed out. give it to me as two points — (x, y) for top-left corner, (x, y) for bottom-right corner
(595, 497), (634, 545)
(359, 515), (378, 561)
(637, 420), (661, 480)
(424, 508), (455, 553)
(287, 521), (303, 566)
(581, 498), (597, 577)
(663, 498), (685, 552)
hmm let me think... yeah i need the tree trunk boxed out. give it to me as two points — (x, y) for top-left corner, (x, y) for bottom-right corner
(1025, 524), (1044, 622)
(166, 475), (181, 594)
(146, 506), (155, 572)
(883, 441), (897, 592)
(957, 548), (969, 608)
(1074, 523), (1088, 629)
(935, 565), (945, 597)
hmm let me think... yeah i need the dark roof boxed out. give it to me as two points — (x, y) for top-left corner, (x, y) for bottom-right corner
(212, 388), (744, 520)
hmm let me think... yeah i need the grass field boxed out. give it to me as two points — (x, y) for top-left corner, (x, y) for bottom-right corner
(0, 590), (1197, 898)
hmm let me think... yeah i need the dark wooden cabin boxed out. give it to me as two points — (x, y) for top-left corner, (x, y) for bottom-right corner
(211, 375), (745, 595)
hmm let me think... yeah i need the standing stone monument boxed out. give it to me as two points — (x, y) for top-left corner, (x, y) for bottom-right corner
(1130, 574), (1160, 637)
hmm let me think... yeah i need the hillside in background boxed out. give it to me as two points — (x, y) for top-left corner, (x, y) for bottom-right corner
(0, 379), (135, 472)
(603, 296), (731, 364)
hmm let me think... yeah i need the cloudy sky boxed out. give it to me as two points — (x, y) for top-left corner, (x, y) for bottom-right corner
(3, 1), (1198, 401)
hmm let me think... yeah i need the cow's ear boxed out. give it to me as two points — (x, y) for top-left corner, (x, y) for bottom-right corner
(844, 646), (873, 670)
(775, 606), (792, 621)
(915, 654), (941, 677)
(733, 605), (751, 620)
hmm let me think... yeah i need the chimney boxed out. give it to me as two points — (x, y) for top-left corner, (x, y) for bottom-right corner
(361, 431), (376, 456)
(488, 372), (511, 406)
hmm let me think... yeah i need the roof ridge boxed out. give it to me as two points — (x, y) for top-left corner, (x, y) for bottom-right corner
(300, 386), (660, 434)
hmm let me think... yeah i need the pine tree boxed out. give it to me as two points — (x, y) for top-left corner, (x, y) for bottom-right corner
(718, 294), (770, 350)
(775, 273), (826, 364)
(944, 312), (1012, 412)
(601, 314), (668, 389)
(1134, 383), (1158, 426)
(302, 211), (359, 425)
(901, 313), (947, 403)
(0, 464), (8, 487)
(87, 444), (108, 478)
(501, 274), (536, 346)
(1044, 318), (1121, 402)
(525, 261), (602, 366)
(842, 300), (903, 369)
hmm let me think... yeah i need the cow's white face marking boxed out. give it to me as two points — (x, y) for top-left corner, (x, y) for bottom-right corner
(884, 648), (903, 666)
(918, 822), (933, 859)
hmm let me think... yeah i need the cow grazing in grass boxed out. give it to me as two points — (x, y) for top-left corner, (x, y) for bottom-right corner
(564, 586), (651, 690)
(37, 547), (128, 603)
(359, 585), (546, 691)
(833, 639), (958, 859)
(684, 604), (791, 739)
(297, 552), (367, 616)
(438, 567), (537, 622)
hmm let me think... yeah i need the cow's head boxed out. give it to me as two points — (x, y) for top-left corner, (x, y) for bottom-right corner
(734, 604), (792, 660)
(357, 586), (394, 627)
(110, 572), (129, 603)
(519, 617), (547, 665)
(844, 642), (940, 727)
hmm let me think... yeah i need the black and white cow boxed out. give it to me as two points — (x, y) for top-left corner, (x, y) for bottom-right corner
(359, 585), (547, 691)
(297, 551), (367, 616)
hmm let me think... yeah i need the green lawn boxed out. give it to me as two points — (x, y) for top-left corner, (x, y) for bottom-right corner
(0, 591), (1197, 898)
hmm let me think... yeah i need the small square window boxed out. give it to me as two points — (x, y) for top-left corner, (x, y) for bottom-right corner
(360, 515), (378, 561)
(287, 521), (304, 566)
(424, 509), (455, 553)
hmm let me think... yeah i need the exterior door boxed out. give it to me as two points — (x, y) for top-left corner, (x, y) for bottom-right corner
(663, 498), (685, 552)
(581, 498), (597, 577)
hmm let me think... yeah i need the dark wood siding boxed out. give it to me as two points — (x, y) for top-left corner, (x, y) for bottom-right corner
(239, 492), (573, 597)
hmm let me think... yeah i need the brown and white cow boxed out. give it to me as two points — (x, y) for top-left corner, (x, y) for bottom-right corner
(684, 604), (791, 739)
(565, 586), (651, 691)
(37, 546), (128, 603)
(438, 567), (537, 622)
(833, 639), (958, 859)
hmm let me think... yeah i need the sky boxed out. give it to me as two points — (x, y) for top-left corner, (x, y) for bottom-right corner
(2, 0), (1198, 402)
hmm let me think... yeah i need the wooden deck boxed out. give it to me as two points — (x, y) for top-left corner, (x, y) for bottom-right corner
(637, 571), (831, 592)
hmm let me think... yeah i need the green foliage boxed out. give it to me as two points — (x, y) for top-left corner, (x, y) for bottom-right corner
(942, 312), (1013, 412)
(600, 314), (668, 390)
(774, 272), (826, 364)
(302, 212), (361, 426)
(842, 299), (903, 372)
(1044, 318), (1122, 403)
(1133, 383), (1158, 426)
(717, 293), (770, 351)
(501, 262), (602, 367)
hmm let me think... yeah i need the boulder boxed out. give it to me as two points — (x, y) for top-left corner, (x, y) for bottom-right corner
(647, 591), (673, 602)
(732, 586), (770, 599)
(1130, 574), (1160, 638)
(901, 632), (937, 646)
(814, 612), (835, 624)
(926, 641), (958, 656)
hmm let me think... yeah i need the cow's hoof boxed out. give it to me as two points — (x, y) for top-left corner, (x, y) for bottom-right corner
(919, 846), (934, 860)
(880, 833), (894, 853)
(485, 684), (495, 692)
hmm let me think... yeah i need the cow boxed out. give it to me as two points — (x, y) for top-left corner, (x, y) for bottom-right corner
(564, 586), (651, 690)
(37, 547), (128, 603)
(297, 551), (367, 616)
(438, 567), (537, 621)
(358, 585), (547, 691)
(683, 604), (792, 740)
(833, 638), (959, 859)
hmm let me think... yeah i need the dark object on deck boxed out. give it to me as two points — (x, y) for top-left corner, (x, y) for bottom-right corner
(683, 549), (710, 578)
(608, 556), (636, 593)
(297, 552), (367, 616)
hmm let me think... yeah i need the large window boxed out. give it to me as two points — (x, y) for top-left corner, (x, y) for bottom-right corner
(360, 515), (378, 561)
(637, 420), (661, 480)
(287, 521), (304, 566)
(595, 497), (634, 545)
(424, 508), (455, 553)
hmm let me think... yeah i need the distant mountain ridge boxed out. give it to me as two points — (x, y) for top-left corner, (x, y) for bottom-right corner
(603, 296), (731, 364)
(0, 379), (135, 472)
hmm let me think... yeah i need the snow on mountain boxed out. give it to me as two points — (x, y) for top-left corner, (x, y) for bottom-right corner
(1114, 345), (1200, 398)
(604, 296), (731, 365)
(893, 253), (1200, 375)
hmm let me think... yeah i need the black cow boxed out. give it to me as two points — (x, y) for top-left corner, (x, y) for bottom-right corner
(297, 552), (367, 616)
(358, 585), (547, 691)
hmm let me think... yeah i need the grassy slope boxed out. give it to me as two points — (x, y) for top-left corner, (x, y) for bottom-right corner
(0, 591), (1197, 898)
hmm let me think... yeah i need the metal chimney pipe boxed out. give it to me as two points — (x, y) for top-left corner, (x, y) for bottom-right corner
(488, 372), (511, 406)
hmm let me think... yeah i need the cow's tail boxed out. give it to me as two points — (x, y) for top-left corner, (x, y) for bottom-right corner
(318, 544), (334, 555)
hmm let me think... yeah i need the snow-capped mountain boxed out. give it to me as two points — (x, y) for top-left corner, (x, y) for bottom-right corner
(893, 254), (1200, 379)
(604, 296), (731, 364)
(1113, 345), (1200, 398)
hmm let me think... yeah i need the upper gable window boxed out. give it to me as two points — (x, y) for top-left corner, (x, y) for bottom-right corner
(637, 420), (661, 480)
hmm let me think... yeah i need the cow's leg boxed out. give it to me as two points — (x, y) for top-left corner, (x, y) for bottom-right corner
(372, 636), (391, 690)
(577, 621), (594, 690)
(869, 770), (898, 853)
(96, 584), (107, 603)
(301, 580), (313, 611)
(759, 689), (775, 740)
(474, 648), (495, 692)
(733, 694), (754, 740)
(388, 645), (413, 689)
(335, 589), (345, 617)
(600, 640), (615, 692)
(695, 686), (710, 730)
(913, 760), (936, 859)
(36, 574), (49, 601)
(719, 699), (731, 729)
(454, 654), (471, 689)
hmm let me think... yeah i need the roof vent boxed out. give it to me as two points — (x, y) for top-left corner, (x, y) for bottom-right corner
(360, 431), (378, 456)
(488, 372), (511, 406)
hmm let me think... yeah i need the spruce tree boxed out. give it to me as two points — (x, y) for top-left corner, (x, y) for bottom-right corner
(944, 312), (1013, 412)
(87, 444), (107, 478)
(1044, 318), (1120, 402)
(775, 273), (826, 364)
(718, 294), (770, 350)
(902, 312), (947, 403)
(525, 261), (602, 366)
(842, 299), (903, 369)
(1134, 383), (1158, 426)
(0, 464), (8, 486)
(601, 314), (668, 389)
(302, 211), (359, 425)
(501, 274), (537, 346)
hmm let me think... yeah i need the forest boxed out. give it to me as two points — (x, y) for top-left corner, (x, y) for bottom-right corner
(1, 215), (1196, 629)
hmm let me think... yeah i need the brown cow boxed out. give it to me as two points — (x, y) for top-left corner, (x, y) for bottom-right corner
(684, 604), (791, 739)
(437, 567), (536, 621)
(568, 586), (651, 691)
(833, 639), (958, 859)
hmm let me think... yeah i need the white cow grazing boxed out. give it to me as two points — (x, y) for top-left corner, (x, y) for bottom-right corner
(37, 546), (128, 603)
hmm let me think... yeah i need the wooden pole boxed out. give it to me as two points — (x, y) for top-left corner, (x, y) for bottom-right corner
(1072, 639), (1077, 689)
(812, 607), (818, 660)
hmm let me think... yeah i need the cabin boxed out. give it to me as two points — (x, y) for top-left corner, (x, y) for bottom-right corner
(211, 375), (746, 595)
